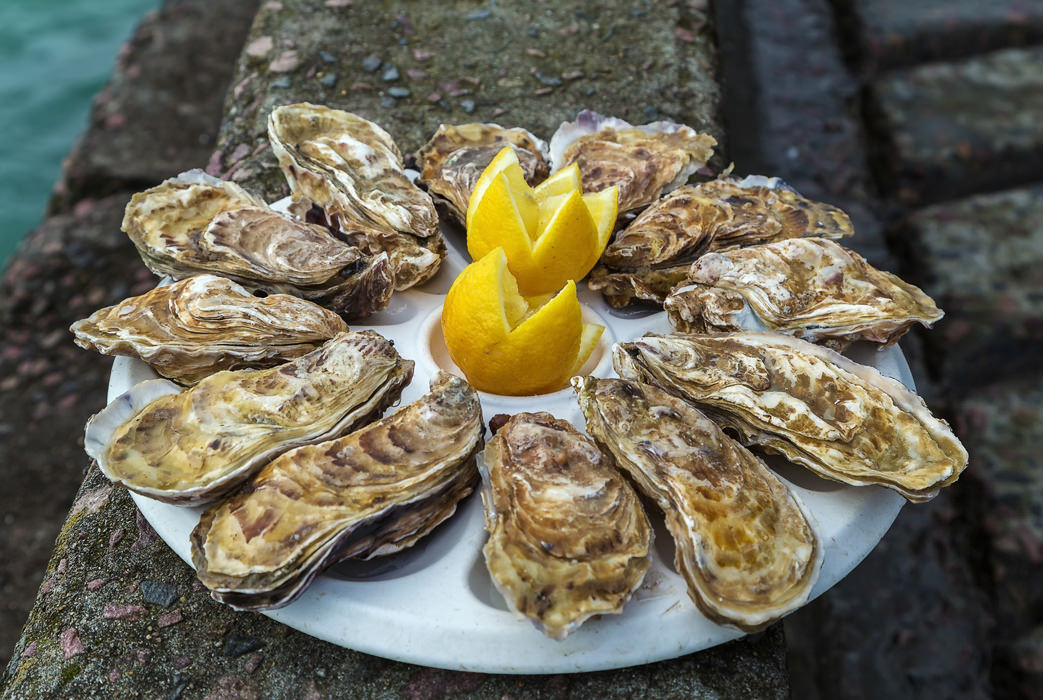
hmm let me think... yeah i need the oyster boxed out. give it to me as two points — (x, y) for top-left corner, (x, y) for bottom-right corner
(84, 330), (413, 505)
(268, 103), (443, 289)
(70, 274), (349, 384)
(123, 169), (394, 319)
(574, 376), (821, 631)
(591, 176), (854, 307)
(665, 238), (944, 347)
(191, 372), (483, 611)
(416, 122), (550, 224)
(548, 110), (716, 213)
(481, 412), (652, 640)
(614, 332), (968, 502)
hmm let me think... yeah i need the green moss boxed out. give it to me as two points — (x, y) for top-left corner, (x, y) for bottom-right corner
(60, 663), (82, 685)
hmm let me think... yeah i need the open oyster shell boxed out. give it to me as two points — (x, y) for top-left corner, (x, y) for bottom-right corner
(70, 274), (349, 384)
(480, 412), (652, 640)
(416, 122), (550, 224)
(190, 372), (483, 611)
(84, 330), (413, 505)
(590, 176), (854, 308)
(548, 110), (717, 213)
(614, 332), (968, 502)
(665, 238), (944, 348)
(574, 376), (821, 632)
(123, 170), (394, 319)
(268, 103), (443, 290)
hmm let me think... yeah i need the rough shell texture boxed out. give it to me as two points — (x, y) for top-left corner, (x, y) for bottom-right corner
(665, 238), (944, 347)
(84, 331), (413, 505)
(267, 103), (443, 290)
(416, 122), (550, 224)
(70, 274), (349, 384)
(614, 332), (968, 502)
(548, 110), (717, 213)
(591, 175), (854, 308)
(122, 170), (394, 319)
(191, 372), (483, 611)
(574, 376), (821, 632)
(480, 411), (652, 640)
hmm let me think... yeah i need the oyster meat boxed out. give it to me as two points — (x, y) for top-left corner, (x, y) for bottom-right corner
(71, 274), (349, 384)
(268, 103), (444, 290)
(574, 376), (821, 631)
(548, 110), (717, 213)
(191, 372), (483, 611)
(614, 332), (968, 502)
(416, 122), (550, 224)
(665, 238), (944, 347)
(84, 330), (413, 505)
(481, 412), (652, 640)
(123, 169), (394, 319)
(590, 176), (854, 307)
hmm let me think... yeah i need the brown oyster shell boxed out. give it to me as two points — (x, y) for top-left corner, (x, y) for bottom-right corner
(548, 110), (716, 213)
(591, 176), (854, 307)
(267, 103), (444, 290)
(191, 372), (483, 611)
(122, 170), (394, 319)
(480, 411), (652, 640)
(70, 274), (349, 384)
(84, 331), (413, 505)
(614, 332), (968, 502)
(664, 238), (944, 347)
(574, 376), (821, 632)
(416, 122), (550, 224)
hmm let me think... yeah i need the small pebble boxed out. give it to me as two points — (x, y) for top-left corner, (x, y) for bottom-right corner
(318, 50), (336, 64)
(141, 580), (178, 607)
(585, 86), (597, 96)
(157, 609), (183, 628)
(361, 55), (382, 72)
(380, 95), (397, 109)
(270, 76), (292, 89)
(412, 48), (433, 61)
(466, 7), (492, 20)
(224, 634), (265, 658)
(381, 64), (400, 82)
(534, 71), (563, 87)
(388, 86), (411, 98)
(319, 72), (338, 87)
(527, 27), (539, 38)
(460, 99), (476, 113)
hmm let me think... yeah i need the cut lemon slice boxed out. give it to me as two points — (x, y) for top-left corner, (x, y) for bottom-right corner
(442, 248), (603, 395)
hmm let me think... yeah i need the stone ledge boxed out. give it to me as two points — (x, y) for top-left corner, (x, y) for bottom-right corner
(955, 378), (1043, 699)
(48, 0), (260, 214)
(865, 47), (1043, 207)
(833, 0), (1043, 75)
(886, 185), (1043, 391)
(208, 0), (726, 202)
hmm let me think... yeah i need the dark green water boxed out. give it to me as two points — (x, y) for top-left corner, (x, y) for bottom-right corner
(0, 0), (158, 268)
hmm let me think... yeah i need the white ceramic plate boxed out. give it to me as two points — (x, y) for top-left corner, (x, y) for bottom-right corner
(110, 203), (909, 674)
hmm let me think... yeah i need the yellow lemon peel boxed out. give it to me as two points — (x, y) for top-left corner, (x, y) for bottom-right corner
(465, 148), (618, 296)
(442, 248), (603, 395)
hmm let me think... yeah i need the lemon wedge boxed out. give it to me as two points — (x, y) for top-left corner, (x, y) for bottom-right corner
(442, 248), (604, 395)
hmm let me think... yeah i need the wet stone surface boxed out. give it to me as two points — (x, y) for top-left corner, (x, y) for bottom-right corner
(49, 0), (260, 214)
(0, 195), (151, 673)
(832, 0), (1043, 75)
(865, 46), (1043, 206)
(887, 185), (1043, 391)
(208, 0), (725, 202)
(956, 378), (1043, 700)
